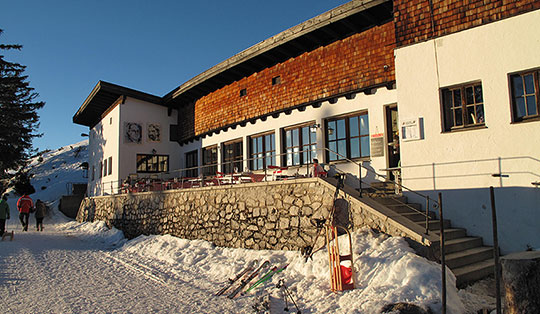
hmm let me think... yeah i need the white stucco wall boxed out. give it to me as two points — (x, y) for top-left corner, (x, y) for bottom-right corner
(395, 10), (540, 254)
(87, 97), (180, 196)
(88, 104), (120, 196)
(177, 86), (397, 188)
(118, 97), (180, 182)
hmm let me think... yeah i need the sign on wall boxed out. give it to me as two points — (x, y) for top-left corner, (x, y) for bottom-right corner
(370, 133), (385, 157)
(124, 122), (142, 144)
(147, 123), (161, 142)
(400, 118), (424, 141)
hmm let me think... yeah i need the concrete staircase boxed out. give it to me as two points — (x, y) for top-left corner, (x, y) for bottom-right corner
(367, 181), (495, 287)
(320, 175), (494, 287)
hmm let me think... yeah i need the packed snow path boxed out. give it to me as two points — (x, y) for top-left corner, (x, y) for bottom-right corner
(0, 226), (253, 314)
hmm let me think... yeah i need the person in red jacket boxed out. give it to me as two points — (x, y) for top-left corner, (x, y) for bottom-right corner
(17, 194), (34, 231)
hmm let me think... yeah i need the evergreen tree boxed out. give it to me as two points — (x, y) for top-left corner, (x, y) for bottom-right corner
(0, 29), (45, 176)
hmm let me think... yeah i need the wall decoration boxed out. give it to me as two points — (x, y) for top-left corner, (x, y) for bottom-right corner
(124, 122), (142, 144)
(147, 123), (161, 142)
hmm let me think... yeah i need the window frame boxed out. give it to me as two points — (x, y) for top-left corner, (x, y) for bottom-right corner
(103, 159), (107, 177)
(282, 122), (317, 167)
(441, 81), (485, 132)
(324, 111), (370, 162)
(184, 150), (198, 178)
(136, 154), (169, 174)
(108, 156), (112, 176)
(202, 145), (218, 176)
(509, 69), (540, 123)
(249, 131), (276, 170)
(222, 139), (243, 173)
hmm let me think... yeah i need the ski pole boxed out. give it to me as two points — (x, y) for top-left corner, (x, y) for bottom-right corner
(277, 279), (301, 314)
(303, 173), (345, 262)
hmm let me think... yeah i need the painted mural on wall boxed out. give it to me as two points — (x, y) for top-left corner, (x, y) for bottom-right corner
(124, 122), (142, 144)
(147, 123), (161, 142)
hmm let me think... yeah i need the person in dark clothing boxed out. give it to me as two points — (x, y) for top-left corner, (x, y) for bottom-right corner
(0, 194), (10, 235)
(34, 199), (47, 231)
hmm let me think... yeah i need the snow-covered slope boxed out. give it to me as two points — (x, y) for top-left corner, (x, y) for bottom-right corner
(5, 140), (88, 211)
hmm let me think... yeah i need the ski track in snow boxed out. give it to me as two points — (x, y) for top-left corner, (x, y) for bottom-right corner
(0, 227), (253, 314)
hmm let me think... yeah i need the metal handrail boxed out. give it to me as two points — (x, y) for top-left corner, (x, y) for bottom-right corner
(320, 147), (438, 234)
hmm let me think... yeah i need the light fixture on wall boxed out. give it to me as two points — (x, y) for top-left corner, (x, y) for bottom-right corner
(151, 149), (157, 155)
(310, 124), (320, 133)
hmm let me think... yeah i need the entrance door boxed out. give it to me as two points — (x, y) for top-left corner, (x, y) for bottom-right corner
(385, 105), (400, 180)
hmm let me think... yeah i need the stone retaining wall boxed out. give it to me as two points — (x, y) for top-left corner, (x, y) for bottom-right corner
(77, 178), (425, 250)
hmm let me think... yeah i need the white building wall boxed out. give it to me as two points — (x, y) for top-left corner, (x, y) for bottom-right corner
(176, 87), (397, 188)
(87, 97), (180, 196)
(88, 104), (120, 196)
(118, 97), (181, 183)
(395, 10), (540, 254)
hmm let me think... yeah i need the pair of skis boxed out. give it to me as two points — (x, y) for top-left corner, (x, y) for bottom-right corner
(227, 260), (270, 299)
(216, 260), (288, 299)
(215, 259), (258, 296)
(214, 260), (270, 299)
(243, 264), (288, 295)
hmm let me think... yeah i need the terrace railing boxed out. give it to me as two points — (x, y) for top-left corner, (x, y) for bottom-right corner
(95, 147), (442, 234)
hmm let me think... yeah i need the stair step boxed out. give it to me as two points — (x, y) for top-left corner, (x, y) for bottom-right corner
(453, 259), (495, 287)
(444, 237), (483, 254)
(370, 181), (396, 189)
(385, 203), (423, 214)
(417, 219), (451, 231)
(370, 196), (408, 205)
(446, 246), (494, 269)
(399, 212), (431, 222)
(433, 228), (467, 241)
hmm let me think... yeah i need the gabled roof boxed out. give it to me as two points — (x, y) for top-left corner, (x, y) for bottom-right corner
(164, 0), (393, 107)
(73, 81), (162, 127)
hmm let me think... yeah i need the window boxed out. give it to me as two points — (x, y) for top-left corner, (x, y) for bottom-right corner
(326, 112), (370, 161)
(510, 70), (540, 122)
(240, 88), (247, 97)
(272, 76), (281, 85)
(99, 161), (103, 178)
(223, 139), (243, 173)
(103, 159), (107, 177)
(108, 157), (112, 176)
(249, 132), (275, 170)
(185, 150), (198, 178)
(283, 123), (317, 166)
(137, 154), (169, 173)
(442, 83), (485, 131)
(202, 146), (218, 176)
(92, 165), (95, 181)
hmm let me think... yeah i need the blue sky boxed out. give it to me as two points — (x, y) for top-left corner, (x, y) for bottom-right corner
(1, 0), (350, 152)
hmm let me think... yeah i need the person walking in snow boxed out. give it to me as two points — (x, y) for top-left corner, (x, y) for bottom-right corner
(17, 194), (34, 231)
(0, 194), (10, 235)
(34, 199), (46, 231)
